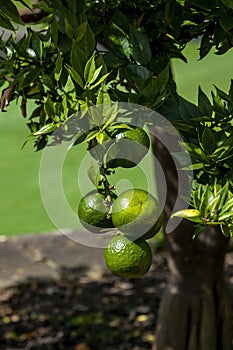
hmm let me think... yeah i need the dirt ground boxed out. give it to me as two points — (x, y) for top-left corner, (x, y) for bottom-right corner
(0, 252), (232, 350)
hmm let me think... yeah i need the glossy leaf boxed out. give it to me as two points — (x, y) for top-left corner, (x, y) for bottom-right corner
(171, 209), (202, 223)
(31, 30), (43, 60)
(34, 123), (57, 135)
(201, 127), (216, 154)
(84, 54), (96, 83)
(129, 26), (151, 65)
(65, 64), (83, 88)
(212, 94), (229, 116)
(88, 66), (103, 86)
(0, 0), (23, 24)
(89, 72), (110, 90)
(44, 95), (55, 118)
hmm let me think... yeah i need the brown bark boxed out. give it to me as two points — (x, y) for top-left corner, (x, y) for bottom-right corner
(151, 130), (232, 350)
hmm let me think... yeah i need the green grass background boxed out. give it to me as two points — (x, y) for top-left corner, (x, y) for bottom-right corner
(0, 41), (233, 237)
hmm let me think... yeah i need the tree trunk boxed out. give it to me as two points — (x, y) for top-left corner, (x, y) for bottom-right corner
(151, 131), (232, 350)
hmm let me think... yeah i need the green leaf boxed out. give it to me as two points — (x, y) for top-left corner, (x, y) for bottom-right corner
(0, 13), (15, 30)
(129, 26), (151, 65)
(65, 64), (83, 88)
(34, 123), (57, 135)
(182, 163), (205, 170)
(212, 93), (229, 116)
(109, 123), (133, 131)
(208, 195), (220, 216)
(228, 79), (233, 102)
(30, 30), (43, 60)
(20, 66), (41, 89)
(221, 0), (233, 9)
(76, 21), (95, 58)
(84, 54), (96, 83)
(182, 142), (206, 161)
(73, 131), (89, 146)
(0, 0), (23, 24)
(87, 162), (98, 187)
(85, 130), (100, 142)
(51, 18), (58, 45)
(192, 189), (201, 209)
(218, 7), (233, 31)
(214, 85), (231, 103)
(64, 75), (76, 100)
(44, 95), (55, 118)
(212, 136), (233, 161)
(178, 97), (198, 120)
(71, 41), (87, 78)
(193, 223), (206, 237)
(96, 132), (104, 144)
(141, 65), (169, 99)
(198, 87), (212, 117)
(201, 127), (216, 154)
(199, 32), (212, 59)
(102, 102), (118, 130)
(199, 185), (212, 217)
(219, 197), (233, 216)
(111, 9), (130, 35)
(171, 209), (202, 223)
(15, 0), (33, 11)
(109, 22), (131, 59)
(54, 51), (63, 81)
(97, 84), (111, 106)
(40, 74), (54, 89)
(64, 17), (74, 39)
(218, 182), (229, 209)
(88, 65), (103, 86)
(220, 225), (230, 238)
(124, 64), (150, 90)
(219, 212), (233, 221)
(89, 107), (103, 126)
(89, 72), (111, 90)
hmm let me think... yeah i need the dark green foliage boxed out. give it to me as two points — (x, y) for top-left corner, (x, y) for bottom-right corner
(0, 0), (233, 234)
(0, 0), (233, 150)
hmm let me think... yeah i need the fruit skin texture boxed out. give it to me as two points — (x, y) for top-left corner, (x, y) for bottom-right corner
(106, 125), (150, 168)
(104, 235), (152, 278)
(78, 191), (114, 233)
(111, 189), (163, 240)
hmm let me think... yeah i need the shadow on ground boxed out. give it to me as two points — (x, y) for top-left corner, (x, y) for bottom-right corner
(1, 251), (233, 350)
(0, 258), (168, 350)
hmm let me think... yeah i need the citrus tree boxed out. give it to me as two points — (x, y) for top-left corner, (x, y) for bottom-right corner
(0, 1), (233, 349)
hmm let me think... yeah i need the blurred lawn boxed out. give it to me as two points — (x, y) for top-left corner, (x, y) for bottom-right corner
(0, 40), (233, 237)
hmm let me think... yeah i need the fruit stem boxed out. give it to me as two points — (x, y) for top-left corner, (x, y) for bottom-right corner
(98, 160), (111, 198)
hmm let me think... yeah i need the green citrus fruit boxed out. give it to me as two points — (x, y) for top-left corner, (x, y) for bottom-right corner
(111, 189), (163, 240)
(78, 191), (114, 233)
(104, 234), (152, 278)
(106, 124), (150, 168)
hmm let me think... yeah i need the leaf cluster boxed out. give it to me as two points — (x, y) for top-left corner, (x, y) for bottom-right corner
(172, 182), (233, 237)
(1, 0), (233, 151)
(175, 85), (233, 188)
(0, 1), (233, 233)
